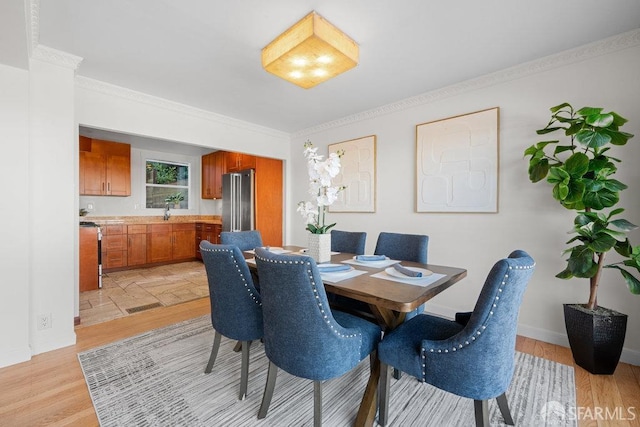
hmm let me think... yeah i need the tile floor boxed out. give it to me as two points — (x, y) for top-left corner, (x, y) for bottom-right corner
(78, 261), (209, 327)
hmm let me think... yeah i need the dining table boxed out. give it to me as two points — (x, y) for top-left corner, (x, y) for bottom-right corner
(246, 245), (467, 427)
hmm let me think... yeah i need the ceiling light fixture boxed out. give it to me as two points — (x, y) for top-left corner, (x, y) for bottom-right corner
(261, 11), (359, 89)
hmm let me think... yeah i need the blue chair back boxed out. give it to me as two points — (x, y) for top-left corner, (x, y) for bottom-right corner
(220, 230), (263, 251)
(254, 248), (375, 381)
(427, 250), (535, 399)
(200, 242), (262, 341)
(330, 229), (367, 255)
(374, 232), (428, 263)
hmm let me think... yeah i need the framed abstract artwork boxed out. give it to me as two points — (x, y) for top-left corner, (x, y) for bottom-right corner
(416, 107), (499, 213)
(329, 135), (376, 212)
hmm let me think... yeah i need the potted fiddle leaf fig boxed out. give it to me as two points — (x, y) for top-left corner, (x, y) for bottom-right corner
(524, 102), (640, 374)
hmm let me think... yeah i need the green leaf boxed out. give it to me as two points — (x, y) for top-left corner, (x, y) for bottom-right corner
(536, 127), (563, 135)
(602, 228), (629, 242)
(575, 129), (612, 148)
(603, 179), (628, 192)
(523, 145), (538, 156)
(588, 234), (617, 252)
(547, 166), (570, 184)
(564, 152), (589, 178)
(583, 189), (619, 210)
(614, 239), (633, 257)
(553, 145), (575, 155)
(563, 180), (586, 204)
(550, 102), (572, 113)
(567, 246), (594, 275)
(610, 218), (638, 231)
(553, 183), (569, 201)
(528, 159), (550, 182)
(606, 129), (633, 146)
(556, 268), (574, 279)
(605, 266), (640, 294)
(585, 113), (614, 128)
(610, 111), (629, 127)
(576, 106), (603, 117)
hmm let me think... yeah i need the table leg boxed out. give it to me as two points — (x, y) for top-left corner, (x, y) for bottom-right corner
(355, 350), (380, 427)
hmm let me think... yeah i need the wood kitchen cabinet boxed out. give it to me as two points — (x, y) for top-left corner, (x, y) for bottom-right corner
(147, 223), (196, 263)
(195, 222), (221, 260)
(201, 151), (226, 199)
(255, 157), (283, 247)
(225, 151), (256, 172)
(79, 137), (131, 196)
(102, 225), (127, 269)
(127, 225), (147, 266)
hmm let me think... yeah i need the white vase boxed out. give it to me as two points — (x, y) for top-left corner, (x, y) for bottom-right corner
(308, 233), (331, 263)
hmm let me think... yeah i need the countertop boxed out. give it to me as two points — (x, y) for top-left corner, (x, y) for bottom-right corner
(81, 215), (222, 226)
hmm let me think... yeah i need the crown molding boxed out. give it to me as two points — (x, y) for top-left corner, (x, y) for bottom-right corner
(293, 28), (640, 138)
(26, 0), (39, 55)
(31, 45), (83, 70)
(75, 76), (289, 139)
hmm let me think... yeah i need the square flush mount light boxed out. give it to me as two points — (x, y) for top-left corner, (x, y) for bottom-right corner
(261, 11), (359, 89)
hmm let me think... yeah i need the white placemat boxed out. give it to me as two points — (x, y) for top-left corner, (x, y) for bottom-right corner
(370, 271), (446, 287)
(320, 269), (368, 283)
(244, 247), (291, 255)
(298, 249), (341, 255)
(342, 257), (400, 268)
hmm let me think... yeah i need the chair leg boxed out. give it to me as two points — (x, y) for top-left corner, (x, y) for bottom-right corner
(496, 393), (515, 425)
(258, 361), (278, 419)
(473, 400), (490, 427)
(204, 331), (222, 374)
(314, 380), (322, 427)
(378, 362), (391, 426)
(393, 368), (402, 380)
(239, 341), (250, 400)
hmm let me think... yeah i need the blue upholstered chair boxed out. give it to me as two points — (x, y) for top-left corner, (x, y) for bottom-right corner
(220, 230), (263, 251)
(200, 241), (263, 400)
(330, 229), (367, 255)
(254, 248), (382, 426)
(377, 250), (536, 427)
(374, 232), (429, 263)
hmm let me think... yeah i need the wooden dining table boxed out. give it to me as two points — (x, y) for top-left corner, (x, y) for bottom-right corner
(247, 246), (467, 427)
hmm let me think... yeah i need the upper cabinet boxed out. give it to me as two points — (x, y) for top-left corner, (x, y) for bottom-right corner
(79, 137), (131, 196)
(226, 151), (256, 172)
(201, 150), (226, 199)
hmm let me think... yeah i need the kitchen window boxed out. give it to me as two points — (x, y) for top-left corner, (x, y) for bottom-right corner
(145, 160), (190, 209)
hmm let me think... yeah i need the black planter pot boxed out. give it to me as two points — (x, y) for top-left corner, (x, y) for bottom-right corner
(563, 304), (627, 375)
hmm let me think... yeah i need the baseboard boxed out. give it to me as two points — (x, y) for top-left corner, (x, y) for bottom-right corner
(74, 316), (80, 326)
(423, 302), (640, 366)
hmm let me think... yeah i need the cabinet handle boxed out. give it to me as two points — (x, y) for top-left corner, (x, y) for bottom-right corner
(107, 182), (110, 193)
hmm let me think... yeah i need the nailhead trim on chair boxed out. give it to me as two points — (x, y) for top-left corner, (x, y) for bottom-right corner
(201, 246), (261, 306)
(420, 262), (535, 380)
(255, 254), (361, 348)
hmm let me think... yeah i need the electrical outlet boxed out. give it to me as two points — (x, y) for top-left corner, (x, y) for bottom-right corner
(37, 314), (52, 330)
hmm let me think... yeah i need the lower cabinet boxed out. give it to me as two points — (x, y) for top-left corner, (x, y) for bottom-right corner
(127, 225), (147, 266)
(147, 223), (196, 264)
(102, 222), (200, 272)
(195, 222), (221, 260)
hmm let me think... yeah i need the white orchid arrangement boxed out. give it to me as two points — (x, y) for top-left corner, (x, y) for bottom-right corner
(297, 141), (346, 234)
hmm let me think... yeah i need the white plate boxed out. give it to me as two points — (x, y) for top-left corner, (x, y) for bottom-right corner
(385, 266), (432, 279)
(318, 264), (354, 274)
(353, 255), (389, 262)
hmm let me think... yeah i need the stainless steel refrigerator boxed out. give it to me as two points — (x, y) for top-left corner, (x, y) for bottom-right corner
(222, 169), (255, 232)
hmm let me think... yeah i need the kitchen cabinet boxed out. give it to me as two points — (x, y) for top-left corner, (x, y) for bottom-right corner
(79, 138), (131, 196)
(195, 222), (221, 260)
(102, 225), (127, 269)
(254, 157), (283, 247)
(147, 223), (196, 263)
(225, 151), (256, 172)
(127, 225), (147, 266)
(79, 226), (99, 291)
(201, 151), (226, 199)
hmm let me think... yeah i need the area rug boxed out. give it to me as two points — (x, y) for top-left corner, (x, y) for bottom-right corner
(78, 316), (576, 426)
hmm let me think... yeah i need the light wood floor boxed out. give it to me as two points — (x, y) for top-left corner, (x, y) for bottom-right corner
(1, 297), (638, 427)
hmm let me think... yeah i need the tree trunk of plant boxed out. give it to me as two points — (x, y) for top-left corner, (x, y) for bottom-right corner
(587, 252), (606, 310)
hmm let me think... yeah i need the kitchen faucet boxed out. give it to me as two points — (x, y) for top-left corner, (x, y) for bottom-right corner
(164, 203), (171, 221)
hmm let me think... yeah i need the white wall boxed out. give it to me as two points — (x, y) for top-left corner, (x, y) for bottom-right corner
(28, 58), (78, 355)
(290, 40), (640, 364)
(0, 64), (31, 367)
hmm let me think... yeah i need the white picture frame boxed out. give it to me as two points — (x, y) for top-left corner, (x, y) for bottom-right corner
(416, 107), (499, 213)
(329, 135), (376, 213)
